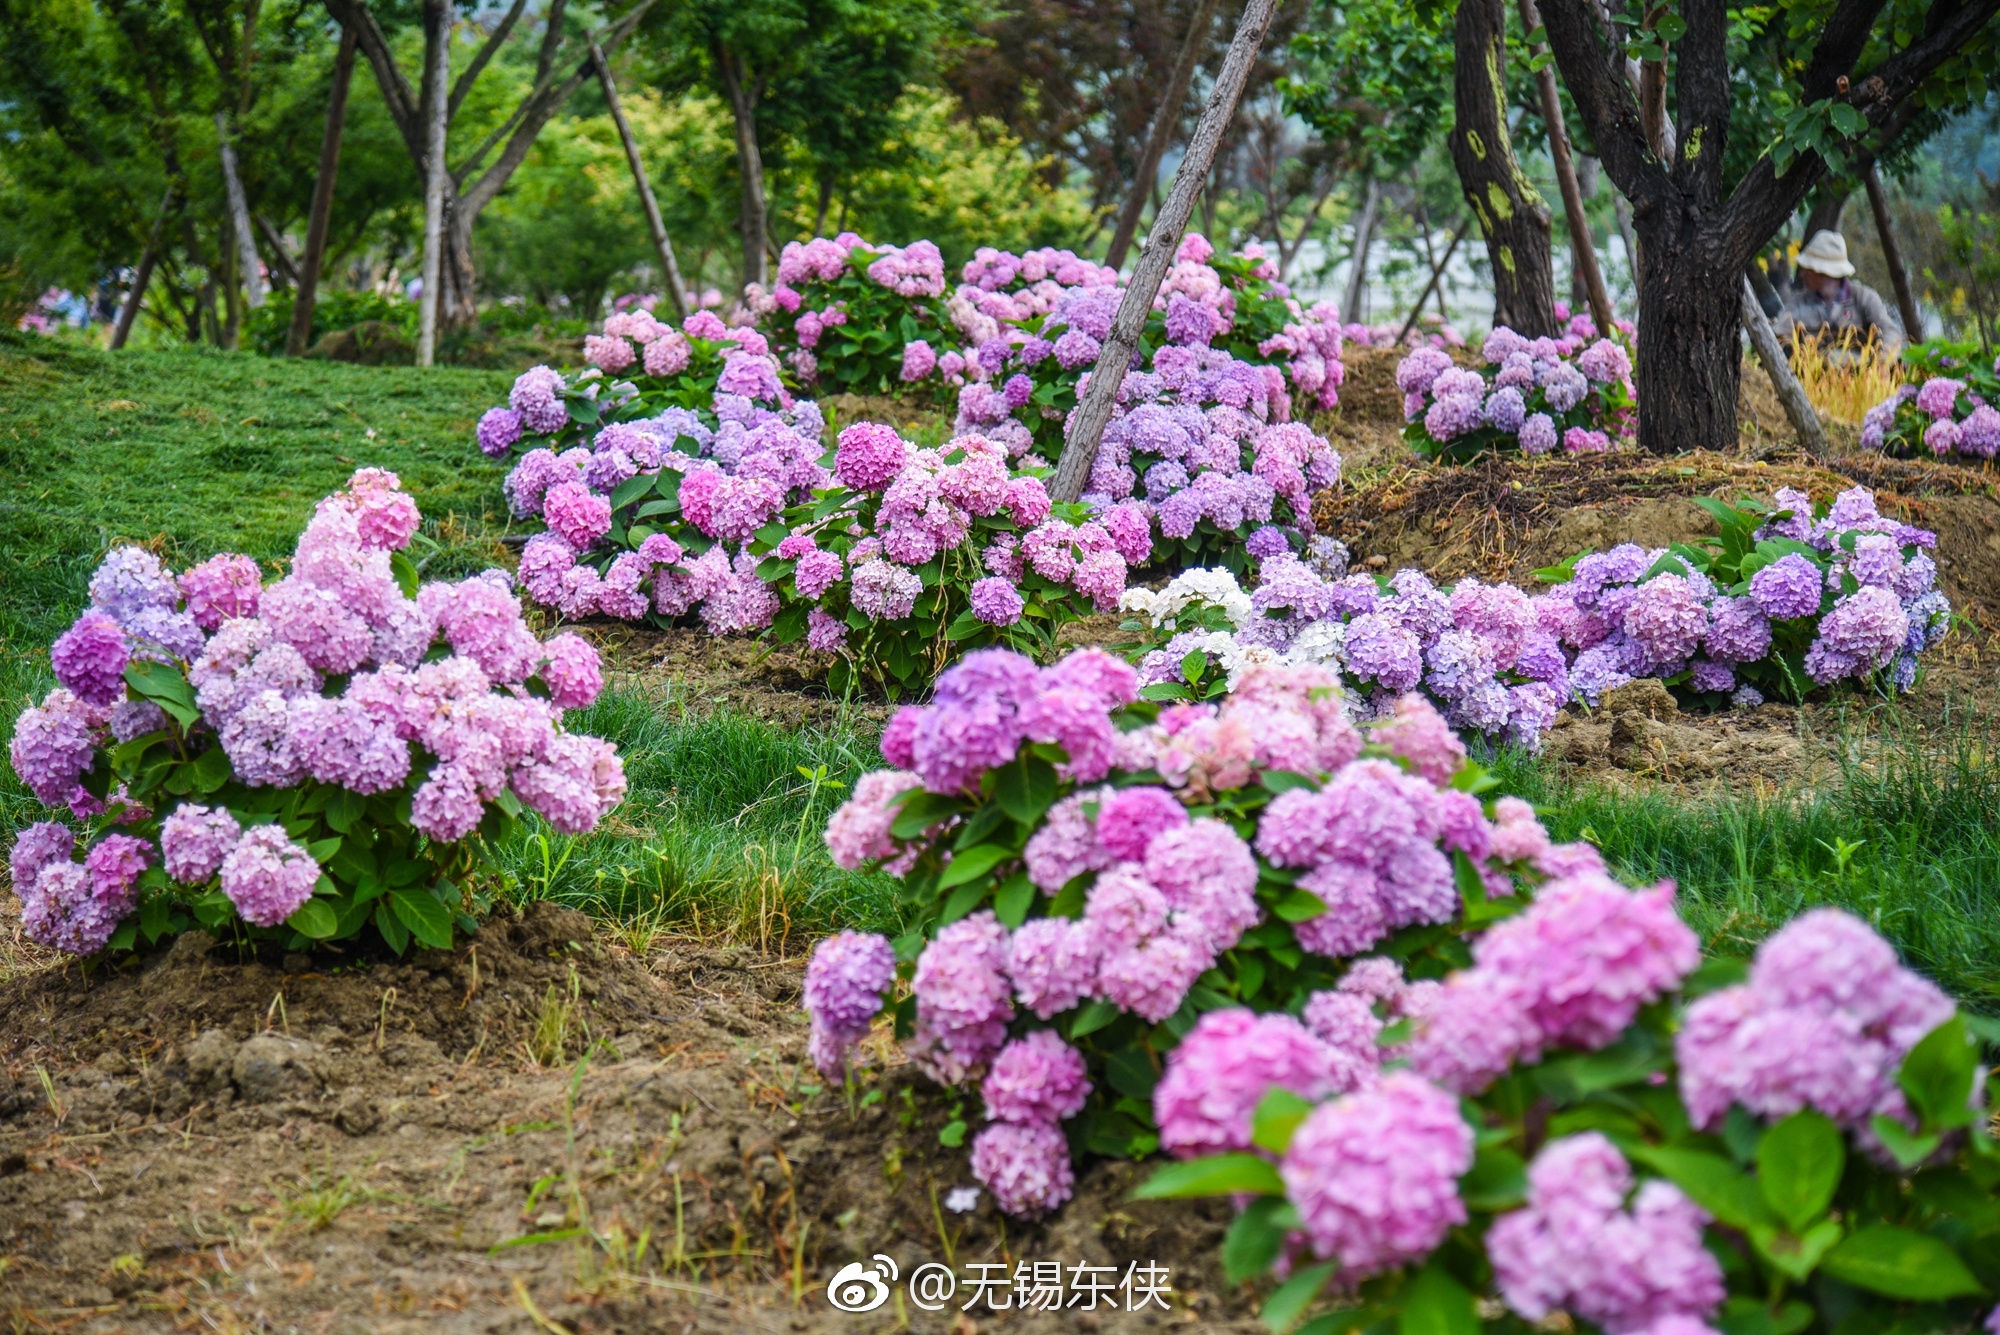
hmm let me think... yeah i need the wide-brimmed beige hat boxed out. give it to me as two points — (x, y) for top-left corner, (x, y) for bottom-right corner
(1797, 230), (1856, 278)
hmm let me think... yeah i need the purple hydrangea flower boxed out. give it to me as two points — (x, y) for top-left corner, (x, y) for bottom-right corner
(804, 929), (897, 1076)
(218, 823), (321, 928)
(50, 611), (130, 707)
(1749, 553), (1823, 620)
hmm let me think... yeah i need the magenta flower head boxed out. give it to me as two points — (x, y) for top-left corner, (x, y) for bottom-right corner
(833, 422), (911, 491)
(1155, 1008), (1351, 1157)
(539, 632), (604, 710)
(51, 611), (130, 707)
(179, 553), (263, 629)
(161, 802), (243, 884)
(1094, 785), (1189, 861)
(1279, 1071), (1473, 1278)
(804, 929), (897, 1076)
(84, 833), (152, 916)
(543, 481), (613, 549)
(969, 1119), (1074, 1218)
(477, 407), (524, 458)
(981, 1029), (1091, 1125)
(1371, 693), (1466, 787)
(909, 910), (1014, 1084)
(969, 576), (1024, 626)
(218, 823), (321, 928)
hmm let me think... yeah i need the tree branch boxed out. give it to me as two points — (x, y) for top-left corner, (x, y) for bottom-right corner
(449, 0), (527, 122)
(458, 0), (658, 219)
(1800, 0), (1894, 98)
(320, 0), (420, 159)
(1670, 0), (1730, 202)
(1537, 0), (1674, 215)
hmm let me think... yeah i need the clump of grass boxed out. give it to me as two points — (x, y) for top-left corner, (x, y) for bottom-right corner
(1786, 327), (1904, 425)
(496, 689), (899, 941)
(275, 1166), (379, 1231)
(1488, 711), (2000, 1006)
(523, 966), (590, 1068)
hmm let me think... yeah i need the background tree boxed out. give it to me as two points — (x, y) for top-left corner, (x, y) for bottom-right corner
(1539, 0), (2000, 453)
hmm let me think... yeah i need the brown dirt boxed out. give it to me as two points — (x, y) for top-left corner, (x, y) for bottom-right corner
(0, 901), (1255, 1333)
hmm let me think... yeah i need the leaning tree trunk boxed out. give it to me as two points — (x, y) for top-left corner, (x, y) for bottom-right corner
(716, 45), (768, 291)
(1449, 0), (1557, 336)
(1635, 216), (1744, 454)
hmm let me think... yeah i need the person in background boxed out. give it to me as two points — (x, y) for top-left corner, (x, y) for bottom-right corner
(1775, 229), (1904, 355)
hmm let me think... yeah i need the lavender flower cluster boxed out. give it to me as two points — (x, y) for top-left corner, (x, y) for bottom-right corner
(1397, 324), (1636, 461)
(804, 646), (1601, 1217)
(1861, 366), (2000, 459)
(1129, 484), (1950, 747)
(10, 471), (626, 956)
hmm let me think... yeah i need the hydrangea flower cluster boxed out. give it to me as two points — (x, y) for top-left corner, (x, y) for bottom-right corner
(1675, 907), (1955, 1137)
(1861, 357), (2000, 459)
(1128, 561), (1570, 750)
(759, 429), (1134, 694)
(9, 471), (626, 957)
(1397, 325), (1635, 462)
(807, 646), (1596, 1217)
(1488, 1133), (1726, 1333)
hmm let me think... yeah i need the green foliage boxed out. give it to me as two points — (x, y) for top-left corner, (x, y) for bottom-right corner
(1281, 0), (1454, 182)
(243, 288), (414, 357)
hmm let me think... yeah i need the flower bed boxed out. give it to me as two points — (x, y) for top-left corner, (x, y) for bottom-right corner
(753, 426), (1143, 696)
(1123, 486), (1949, 742)
(1861, 349), (2000, 459)
(1398, 325), (1635, 462)
(1141, 900), (1994, 1332)
(8, 471), (624, 957)
(803, 644), (1608, 1216)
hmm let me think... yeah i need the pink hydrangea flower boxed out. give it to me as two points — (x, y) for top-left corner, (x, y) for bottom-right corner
(1155, 1008), (1354, 1157)
(982, 1030), (1091, 1125)
(805, 930), (897, 1076)
(969, 1119), (1074, 1218)
(218, 824), (321, 927)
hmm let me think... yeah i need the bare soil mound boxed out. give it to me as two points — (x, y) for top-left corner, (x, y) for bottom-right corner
(0, 902), (1251, 1332)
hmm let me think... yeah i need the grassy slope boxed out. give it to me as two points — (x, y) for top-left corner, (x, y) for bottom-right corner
(1, 335), (1995, 1000)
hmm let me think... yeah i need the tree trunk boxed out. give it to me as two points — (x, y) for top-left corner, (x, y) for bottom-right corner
(1518, 0), (1613, 332)
(1863, 162), (1921, 340)
(715, 45), (768, 292)
(1572, 154), (1601, 306)
(1050, 0), (1282, 503)
(215, 112), (265, 311)
(1400, 217), (1474, 341)
(1342, 177), (1380, 322)
(416, 0), (449, 366)
(1449, 0), (1557, 336)
(1634, 219), (1743, 453)
(112, 188), (176, 350)
(1105, 0), (1223, 272)
(1801, 187), (1846, 243)
(290, 23), (357, 355)
(594, 40), (690, 318)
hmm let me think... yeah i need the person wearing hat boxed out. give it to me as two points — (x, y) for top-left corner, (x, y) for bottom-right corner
(1775, 229), (1904, 355)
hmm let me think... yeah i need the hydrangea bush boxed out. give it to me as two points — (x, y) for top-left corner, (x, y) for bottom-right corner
(1139, 899), (1998, 1334)
(473, 309), (825, 633)
(1861, 356), (2000, 460)
(1124, 486), (1950, 748)
(1398, 325), (1636, 462)
(1537, 487), (1950, 704)
(801, 644), (1618, 1217)
(8, 471), (625, 957)
(754, 426), (1141, 696)
(1123, 556), (1572, 751)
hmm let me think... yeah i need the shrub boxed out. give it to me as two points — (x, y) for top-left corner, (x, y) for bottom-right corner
(476, 315), (825, 634)
(1398, 325), (1635, 462)
(1142, 903), (1997, 1333)
(1862, 345), (2000, 459)
(756, 428), (1139, 697)
(8, 470), (625, 957)
(802, 645), (1611, 1216)
(1125, 486), (1951, 741)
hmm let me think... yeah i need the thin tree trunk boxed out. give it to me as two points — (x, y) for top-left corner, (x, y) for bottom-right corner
(1863, 162), (1921, 340)
(1518, 0), (1613, 332)
(1449, 0), (1557, 335)
(1741, 275), (1828, 451)
(813, 177), (834, 237)
(1400, 217), (1474, 342)
(416, 0), (449, 366)
(254, 215), (300, 288)
(593, 40), (690, 319)
(1050, 0), (1281, 503)
(1572, 154), (1601, 306)
(1802, 187), (1847, 243)
(715, 45), (768, 291)
(1342, 177), (1380, 323)
(290, 23), (357, 355)
(215, 112), (265, 310)
(1104, 0), (1223, 272)
(112, 188), (176, 350)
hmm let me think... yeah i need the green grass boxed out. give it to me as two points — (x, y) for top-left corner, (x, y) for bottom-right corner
(1490, 719), (2000, 1008)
